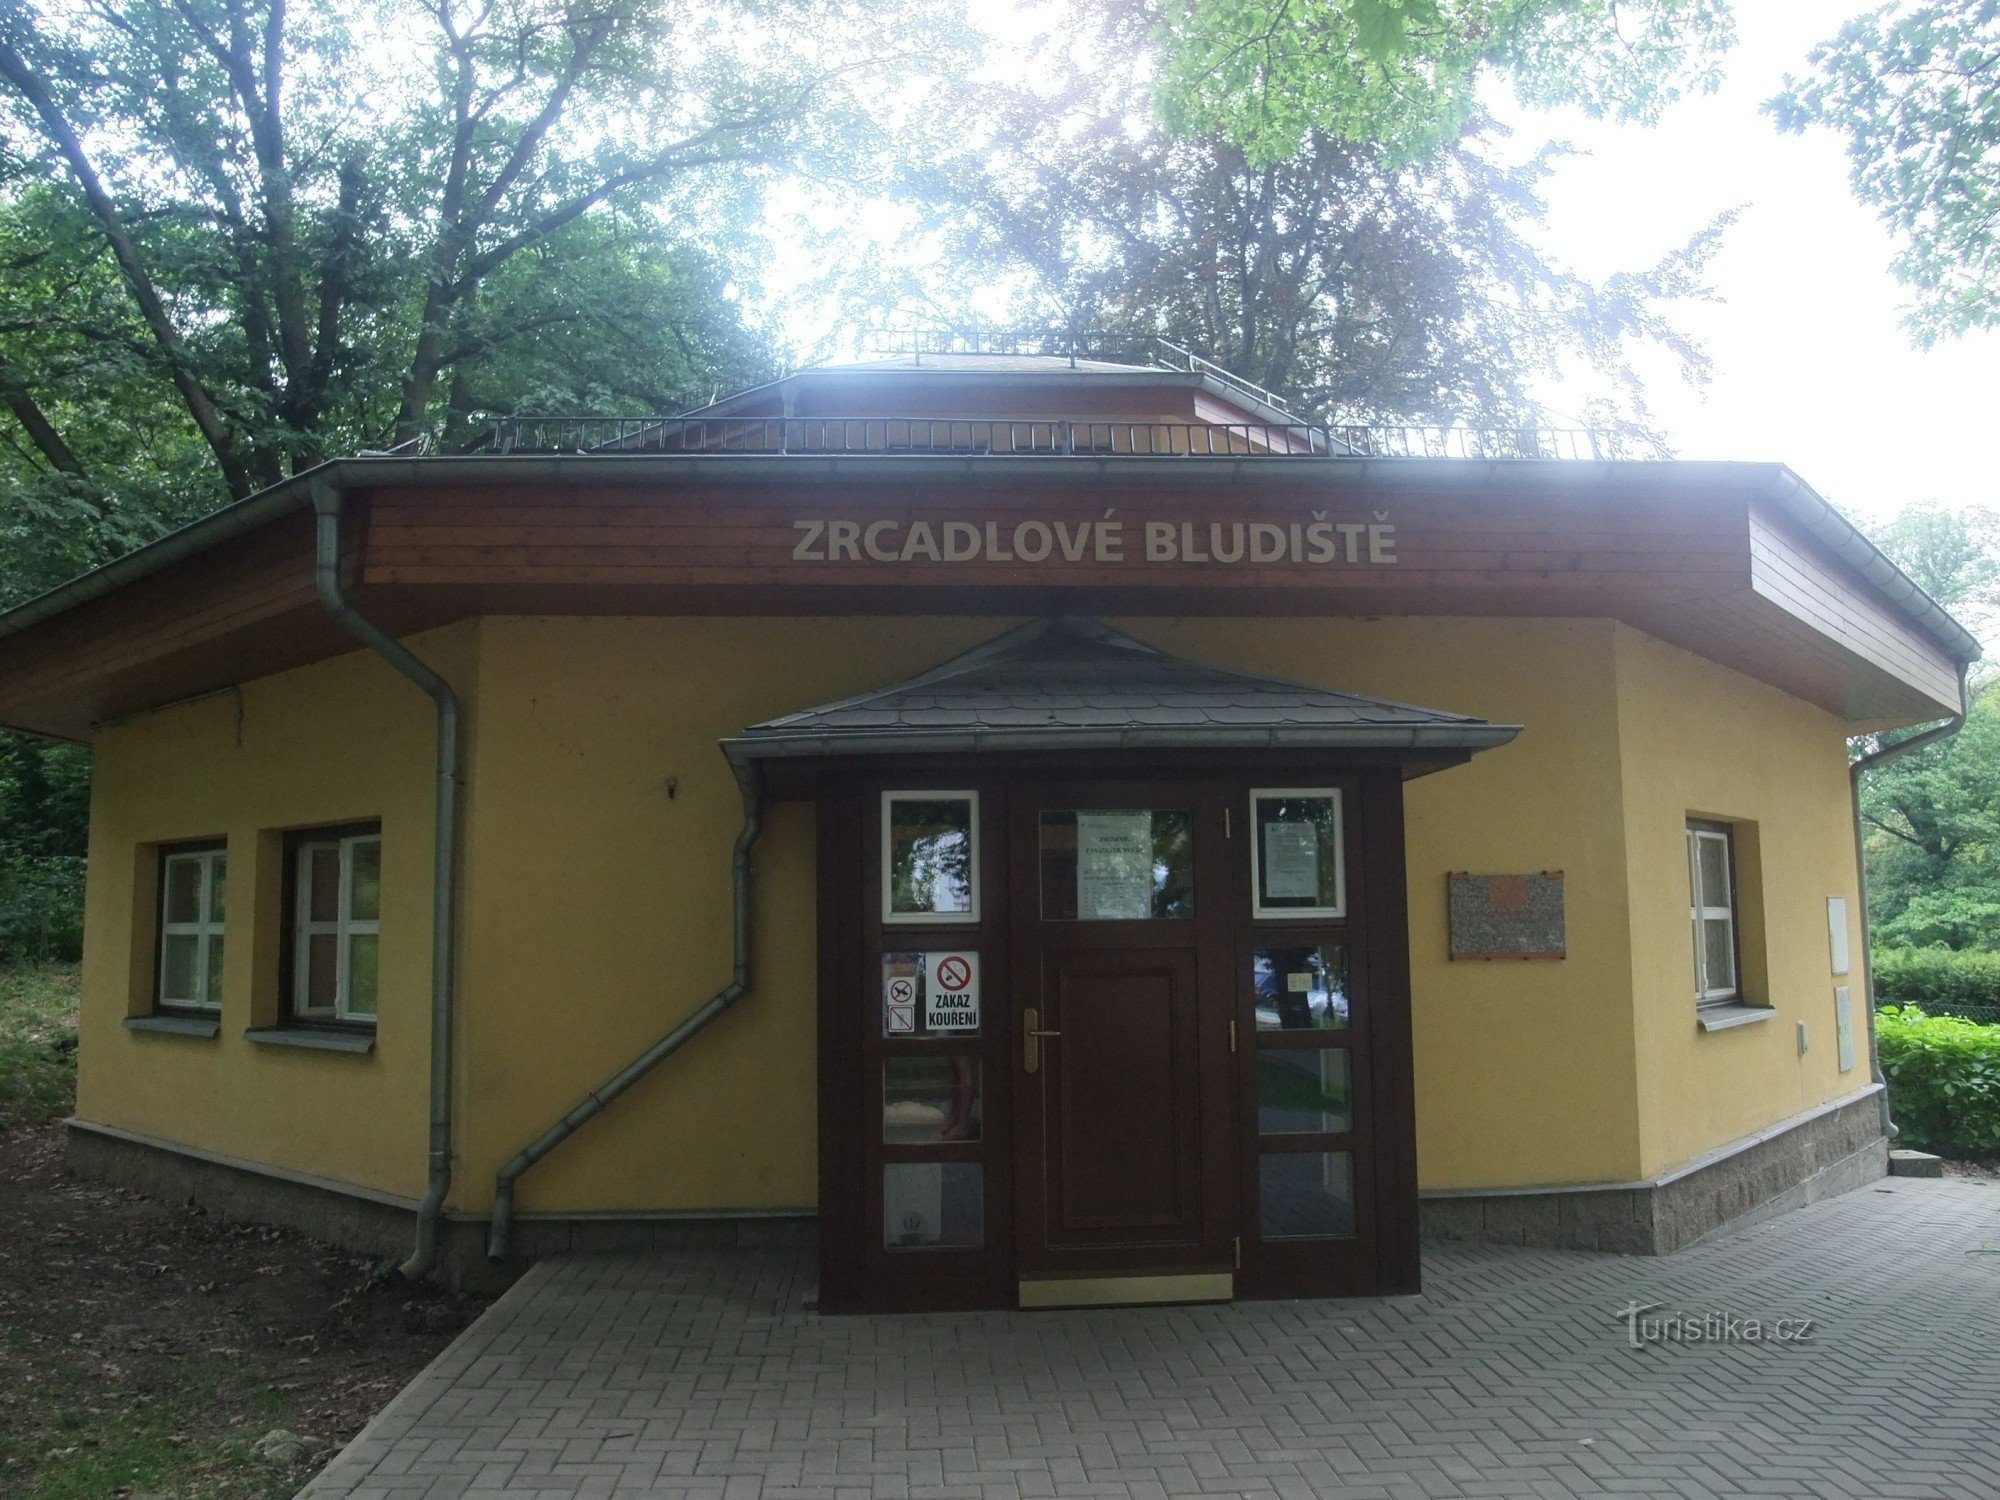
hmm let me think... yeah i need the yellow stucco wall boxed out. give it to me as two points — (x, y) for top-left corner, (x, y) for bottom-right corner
(453, 615), (1016, 1216)
(1135, 617), (1643, 1188)
(74, 612), (1866, 1214)
(1612, 625), (1866, 1177)
(77, 622), (478, 1201)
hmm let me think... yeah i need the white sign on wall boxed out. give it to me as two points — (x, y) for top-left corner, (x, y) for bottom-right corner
(1827, 897), (1850, 977)
(924, 951), (980, 1031)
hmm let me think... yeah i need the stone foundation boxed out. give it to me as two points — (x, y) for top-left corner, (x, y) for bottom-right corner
(62, 1118), (814, 1292)
(68, 1085), (1890, 1284)
(1420, 1085), (1889, 1254)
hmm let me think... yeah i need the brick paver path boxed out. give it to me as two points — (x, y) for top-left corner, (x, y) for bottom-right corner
(304, 1178), (2000, 1498)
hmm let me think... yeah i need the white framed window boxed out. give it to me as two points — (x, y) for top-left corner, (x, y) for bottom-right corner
(1688, 821), (1738, 1005)
(291, 828), (381, 1023)
(158, 844), (226, 1011)
(1250, 789), (1345, 920)
(882, 791), (979, 925)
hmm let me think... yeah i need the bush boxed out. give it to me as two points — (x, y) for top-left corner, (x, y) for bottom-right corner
(0, 853), (85, 966)
(0, 964), (78, 1129)
(1876, 892), (2000, 952)
(1876, 1005), (2000, 1159)
(1871, 946), (2000, 1023)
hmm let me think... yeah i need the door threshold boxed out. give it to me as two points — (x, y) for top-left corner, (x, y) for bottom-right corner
(1018, 1271), (1234, 1309)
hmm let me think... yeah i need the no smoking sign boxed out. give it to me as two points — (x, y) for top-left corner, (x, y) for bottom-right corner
(924, 951), (980, 1032)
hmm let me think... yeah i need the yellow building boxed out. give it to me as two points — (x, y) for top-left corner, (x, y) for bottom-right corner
(0, 356), (1975, 1308)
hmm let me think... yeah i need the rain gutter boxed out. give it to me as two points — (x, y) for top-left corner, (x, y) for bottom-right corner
(486, 763), (764, 1263)
(1846, 661), (1973, 1140)
(722, 721), (1523, 766)
(1763, 468), (1982, 665)
(309, 479), (462, 1281)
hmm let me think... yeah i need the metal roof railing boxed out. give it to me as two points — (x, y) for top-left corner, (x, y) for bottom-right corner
(479, 416), (1665, 461)
(1152, 337), (1300, 417)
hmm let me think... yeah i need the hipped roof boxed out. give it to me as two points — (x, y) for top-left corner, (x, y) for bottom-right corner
(722, 617), (1520, 768)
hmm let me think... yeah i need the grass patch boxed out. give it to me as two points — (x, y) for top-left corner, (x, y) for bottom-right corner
(0, 1324), (293, 1500)
(0, 965), (77, 1130)
(0, 963), (483, 1499)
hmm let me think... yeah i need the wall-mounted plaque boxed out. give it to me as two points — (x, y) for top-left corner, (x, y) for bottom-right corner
(1447, 872), (1565, 961)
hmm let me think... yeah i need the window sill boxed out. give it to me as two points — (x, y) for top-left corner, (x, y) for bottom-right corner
(1697, 1003), (1778, 1033)
(244, 1026), (375, 1055)
(124, 1014), (220, 1039)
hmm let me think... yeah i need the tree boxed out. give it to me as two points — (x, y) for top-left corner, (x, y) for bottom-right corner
(1866, 502), (2000, 656)
(0, 0), (972, 499)
(1860, 502), (2000, 950)
(1861, 683), (2000, 949)
(0, 183), (238, 608)
(1771, 1), (2000, 344)
(0, 0), (980, 964)
(1149, 0), (1736, 165)
(877, 10), (1723, 430)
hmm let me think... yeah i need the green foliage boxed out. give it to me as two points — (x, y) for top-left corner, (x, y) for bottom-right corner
(0, 965), (76, 1130)
(1876, 1003), (2000, 1155)
(1771, 1), (2000, 344)
(0, 739), (88, 966)
(0, 856), (84, 968)
(1153, 0), (1736, 165)
(1860, 687), (2000, 949)
(0, 0), (972, 534)
(1856, 504), (2000, 950)
(1873, 946), (2000, 1015)
(883, 8), (1722, 430)
(1866, 501), (2000, 641)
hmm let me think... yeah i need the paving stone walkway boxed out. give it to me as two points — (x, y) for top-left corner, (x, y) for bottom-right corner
(303, 1178), (2000, 1499)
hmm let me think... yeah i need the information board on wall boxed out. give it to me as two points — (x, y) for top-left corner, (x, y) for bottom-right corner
(1447, 872), (1566, 961)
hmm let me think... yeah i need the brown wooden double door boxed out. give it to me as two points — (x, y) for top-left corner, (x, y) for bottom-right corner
(814, 761), (1419, 1313)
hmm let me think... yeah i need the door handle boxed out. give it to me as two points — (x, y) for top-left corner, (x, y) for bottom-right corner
(1023, 1008), (1060, 1073)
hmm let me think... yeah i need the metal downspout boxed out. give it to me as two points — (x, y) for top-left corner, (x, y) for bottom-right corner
(486, 764), (764, 1263)
(310, 481), (462, 1280)
(1848, 662), (1972, 1139)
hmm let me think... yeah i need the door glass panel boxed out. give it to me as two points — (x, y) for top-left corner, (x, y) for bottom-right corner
(883, 1057), (982, 1143)
(1038, 809), (1193, 920)
(1251, 791), (1344, 915)
(884, 1162), (983, 1248)
(885, 795), (975, 920)
(1257, 1049), (1351, 1134)
(1254, 945), (1348, 1030)
(1259, 1151), (1356, 1239)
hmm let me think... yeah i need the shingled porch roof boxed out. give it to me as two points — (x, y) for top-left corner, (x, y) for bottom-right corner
(722, 618), (1520, 770)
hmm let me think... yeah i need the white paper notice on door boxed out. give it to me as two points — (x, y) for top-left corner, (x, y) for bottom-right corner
(1263, 821), (1319, 900)
(1076, 810), (1154, 920)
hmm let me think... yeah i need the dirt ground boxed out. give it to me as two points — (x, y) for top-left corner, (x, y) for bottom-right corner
(0, 1126), (486, 1499)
